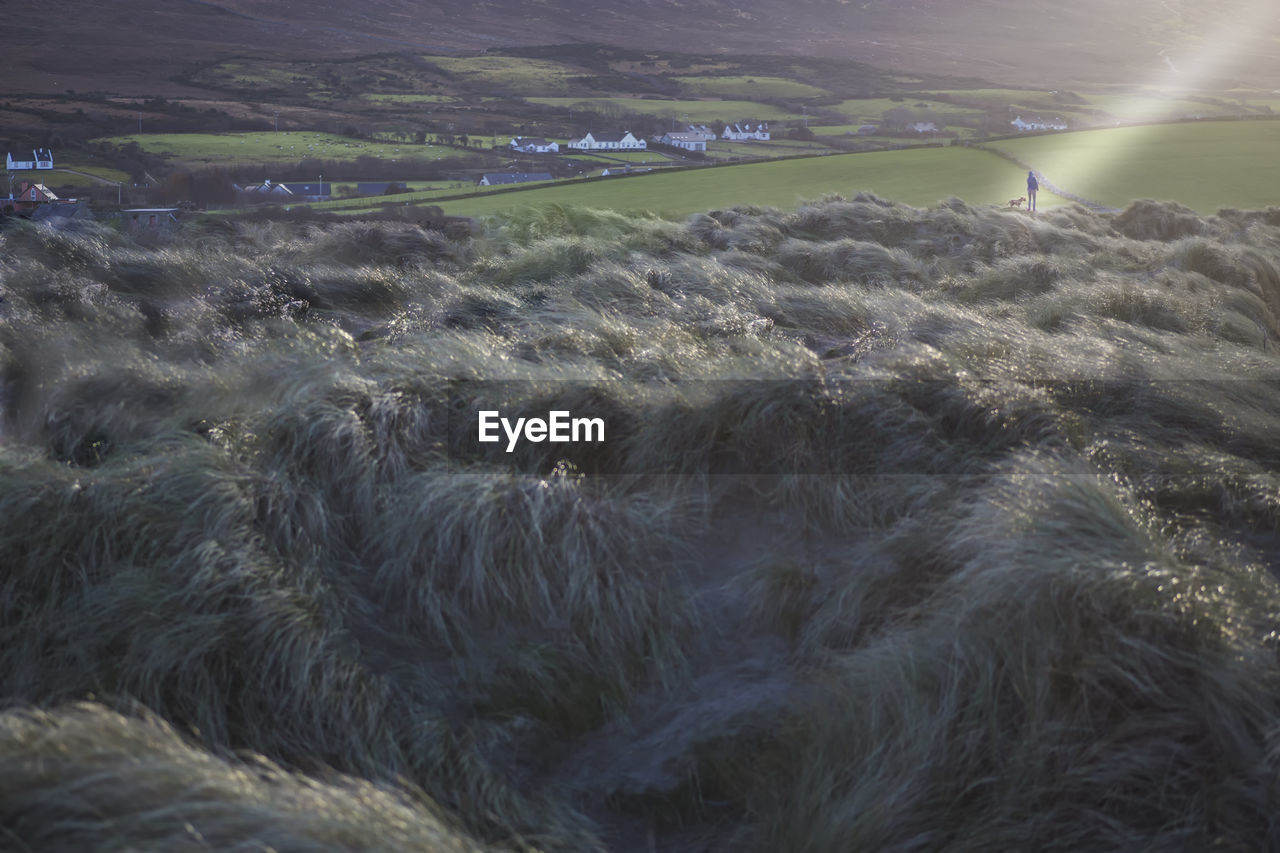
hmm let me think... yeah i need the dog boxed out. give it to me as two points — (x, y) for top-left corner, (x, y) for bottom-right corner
(1008, 196), (1027, 208)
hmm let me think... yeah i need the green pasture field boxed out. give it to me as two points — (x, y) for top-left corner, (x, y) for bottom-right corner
(195, 60), (300, 89)
(1222, 89), (1280, 111)
(702, 140), (833, 160)
(88, 132), (470, 167)
(6, 162), (130, 190)
(1075, 93), (1241, 123)
(810, 124), (881, 136)
(925, 88), (1059, 103)
(330, 181), (466, 198)
(570, 151), (674, 163)
(747, 138), (832, 149)
(37, 172), (119, 190)
(307, 180), (577, 212)
(830, 97), (970, 117)
(429, 146), (1062, 219)
(424, 56), (587, 95)
(672, 76), (830, 99)
(985, 119), (1280, 212)
(54, 163), (130, 183)
(527, 98), (803, 122)
(807, 128), (974, 146)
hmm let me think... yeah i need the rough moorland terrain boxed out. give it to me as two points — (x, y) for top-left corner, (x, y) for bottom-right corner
(3, 196), (1280, 850)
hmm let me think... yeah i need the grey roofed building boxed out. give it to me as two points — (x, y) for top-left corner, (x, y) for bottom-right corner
(238, 180), (293, 197)
(478, 172), (554, 186)
(121, 208), (180, 228)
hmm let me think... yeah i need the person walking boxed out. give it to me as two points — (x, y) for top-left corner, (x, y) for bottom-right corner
(1026, 170), (1039, 212)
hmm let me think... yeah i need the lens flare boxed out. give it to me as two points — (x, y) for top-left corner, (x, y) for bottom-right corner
(1029, 0), (1279, 207)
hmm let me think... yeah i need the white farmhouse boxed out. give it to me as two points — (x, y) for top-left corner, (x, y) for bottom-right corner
(6, 149), (54, 170)
(509, 137), (560, 154)
(567, 131), (647, 151)
(1011, 115), (1068, 131)
(659, 132), (706, 151)
(721, 123), (769, 141)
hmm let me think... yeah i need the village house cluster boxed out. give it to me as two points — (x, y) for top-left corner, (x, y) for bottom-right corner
(507, 121), (770, 159)
(4, 149), (93, 224)
(4, 148), (181, 228)
(1010, 115), (1069, 131)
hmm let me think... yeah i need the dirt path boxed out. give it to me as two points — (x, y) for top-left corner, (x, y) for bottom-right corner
(968, 142), (1122, 213)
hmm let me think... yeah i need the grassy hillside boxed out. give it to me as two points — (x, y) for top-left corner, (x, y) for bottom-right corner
(986, 119), (1280, 212)
(12, 0), (1280, 96)
(526, 97), (803, 122)
(90, 131), (471, 167)
(673, 75), (830, 99)
(4, 192), (1280, 849)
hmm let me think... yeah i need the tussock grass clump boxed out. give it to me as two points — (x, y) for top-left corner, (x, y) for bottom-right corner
(0, 702), (487, 853)
(784, 196), (920, 246)
(0, 218), (118, 276)
(0, 440), (592, 847)
(775, 237), (928, 287)
(754, 455), (1280, 852)
(372, 465), (689, 648)
(1114, 198), (1207, 241)
(480, 235), (612, 285)
(1171, 236), (1258, 289)
(300, 220), (469, 269)
(951, 255), (1082, 303)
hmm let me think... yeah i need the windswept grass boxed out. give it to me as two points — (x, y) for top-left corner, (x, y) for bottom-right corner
(3, 194), (1280, 850)
(0, 702), (487, 852)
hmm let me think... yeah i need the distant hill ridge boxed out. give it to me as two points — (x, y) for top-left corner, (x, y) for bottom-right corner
(8, 0), (1279, 93)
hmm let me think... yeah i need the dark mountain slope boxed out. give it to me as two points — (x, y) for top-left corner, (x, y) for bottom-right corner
(8, 0), (1279, 93)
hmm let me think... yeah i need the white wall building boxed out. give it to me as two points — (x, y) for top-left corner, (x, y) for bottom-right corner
(509, 137), (560, 153)
(566, 131), (647, 151)
(6, 149), (53, 171)
(1011, 116), (1068, 131)
(659, 132), (707, 151)
(721, 123), (769, 141)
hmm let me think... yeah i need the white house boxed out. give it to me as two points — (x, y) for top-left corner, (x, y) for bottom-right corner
(509, 137), (560, 154)
(685, 124), (717, 142)
(7, 149), (53, 170)
(907, 122), (939, 134)
(566, 131), (646, 151)
(721, 123), (769, 141)
(1011, 115), (1068, 132)
(659, 132), (706, 152)
(238, 179), (294, 200)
